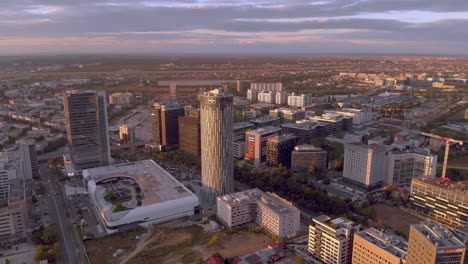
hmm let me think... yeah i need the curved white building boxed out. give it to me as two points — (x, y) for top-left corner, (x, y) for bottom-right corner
(83, 160), (199, 231)
(199, 88), (234, 203)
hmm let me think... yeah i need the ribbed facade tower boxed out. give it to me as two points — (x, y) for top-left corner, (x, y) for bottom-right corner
(199, 88), (234, 203)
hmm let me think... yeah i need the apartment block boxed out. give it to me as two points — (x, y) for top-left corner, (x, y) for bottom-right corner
(257, 91), (276, 104)
(265, 134), (298, 168)
(352, 228), (407, 264)
(245, 126), (282, 167)
(291, 145), (327, 171)
(407, 222), (466, 264)
(343, 143), (387, 190)
(308, 215), (360, 264)
(217, 188), (300, 238)
(108, 92), (134, 105)
(386, 149), (437, 186)
(250, 83), (284, 92)
(288, 93), (313, 107)
(409, 177), (468, 230)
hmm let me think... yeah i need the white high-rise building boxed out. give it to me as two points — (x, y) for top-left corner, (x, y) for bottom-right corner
(288, 93), (313, 107)
(386, 149), (437, 186)
(275, 92), (288, 105)
(199, 88), (234, 203)
(250, 83), (283, 92)
(247, 89), (259, 103)
(309, 215), (360, 264)
(343, 143), (387, 190)
(257, 91), (275, 104)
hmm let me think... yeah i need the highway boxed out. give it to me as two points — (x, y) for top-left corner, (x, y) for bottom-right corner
(39, 163), (88, 264)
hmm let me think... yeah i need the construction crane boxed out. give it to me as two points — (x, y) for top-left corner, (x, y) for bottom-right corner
(420, 132), (465, 179)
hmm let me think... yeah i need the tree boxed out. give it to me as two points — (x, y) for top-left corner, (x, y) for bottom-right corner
(315, 109), (324, 116)
(194, 257), (203, 264)
(34, 245), (49, 262)
(42, 224), (58, 245)
(295, 256), (306, 264)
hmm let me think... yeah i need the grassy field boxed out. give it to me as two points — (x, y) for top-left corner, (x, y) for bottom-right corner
(85, 225), (274, 264)
(375, 205), (421, 237)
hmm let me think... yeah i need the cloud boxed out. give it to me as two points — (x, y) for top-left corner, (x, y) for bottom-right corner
(0, 0), (467, 54)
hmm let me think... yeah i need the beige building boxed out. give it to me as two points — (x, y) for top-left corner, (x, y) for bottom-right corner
(0, 180), (28, 238)
(217, 188), (300, 238)
(352, 228), (407, 264)
(409, 177), (468, 230)
(308, 215), (360, 264)
(407, 222), (466, 264)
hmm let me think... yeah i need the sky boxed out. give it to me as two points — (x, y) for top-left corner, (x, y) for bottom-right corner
(1, 0), (468, 55)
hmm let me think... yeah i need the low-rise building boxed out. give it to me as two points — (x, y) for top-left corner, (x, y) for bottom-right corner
(291, 145), (327, 171)
(250, 116), (281, 128)
(352, 228), (407, 264)
(281, 121), (328, 144)
(217, 188), (300, 238)
(269, 108), (305, 123)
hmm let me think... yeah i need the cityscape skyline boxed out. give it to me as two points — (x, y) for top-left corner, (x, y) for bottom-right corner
(1, 0), (468, 55)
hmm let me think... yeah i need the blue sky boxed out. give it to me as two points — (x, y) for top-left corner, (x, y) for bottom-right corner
(0, 0), (468, 55)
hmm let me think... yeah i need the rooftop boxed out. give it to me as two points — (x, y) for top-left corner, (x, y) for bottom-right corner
(219, 188), (299, 216)
(250, 115), (280, 124)
(412, 177), (468, 193)
(268, 134), (297, 143)
(281, 120), (327, 130)
(294, 145), (325, 152)
(270, 108), (304, 114)
(412, 222), (467, 248)
(356, 228), (408, 259)
(233, 122), (255, 131)
(246, 126), (281, 135)
(84, 160), (194, 207)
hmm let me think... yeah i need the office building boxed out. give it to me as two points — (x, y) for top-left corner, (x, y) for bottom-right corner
(18, 139), (38, 179)
(247, 89), (259, 103)
(330, 108), (372, 125)
(0, 164), (15, 201)
(343, 143), (387, 190)
(108, 92), (134, 105)
(83, 160), (200, 231)
(269, 108), (305, 123)
(119, 124), (135, 145)
(199, 89), (234, 203)
(288, 93), (313, 107)
(178, 114), (201, 156)
(308, 215), (360, 264)
(245, 126), (282, 167)
(407, 222), (466, 264)
(0, 180), (28, 238)
(63, 90), (111, 170)
(409, 177), (468, 230)
(250, 116), (281, 128)
(217, 188), (300, 238)
(233, 122), (255, 141)
(250, 83), (283, 92)
(291, 145), (327, 171)
(233, 141), (246, 158)
(151, 102), (184, 151)
(386, 149), (437, 186)
(281, 121), (328, 144)
(352, 228), (407, 264)
(308, 113), (353, 135)
(266, 135), (297, 168)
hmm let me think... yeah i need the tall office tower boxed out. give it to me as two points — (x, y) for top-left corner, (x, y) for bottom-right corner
(63, 90), (110, 170)
(178, 112), (201, 156)
(352, 228), (407, 264)
(246, 89), (259, 103)
(17, 139), (38, 179)
(150, 102), (184, 151)
(409, 177), (468, 230)
(343, 143), (387, 190)
(199, 89), (234, 203)
(266, 135), (297, 168)
(308, 215), (360, 264)
(291, 145), (327, 171)
(407, 222), (466, 264)
(119, 124), (135, 145)
(386, 149), (437, 186)
(244, 126), (282, 167)
(269, 108), (305, 123)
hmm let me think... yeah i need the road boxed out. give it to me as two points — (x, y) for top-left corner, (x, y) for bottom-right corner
(39, 163), (88, 264)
